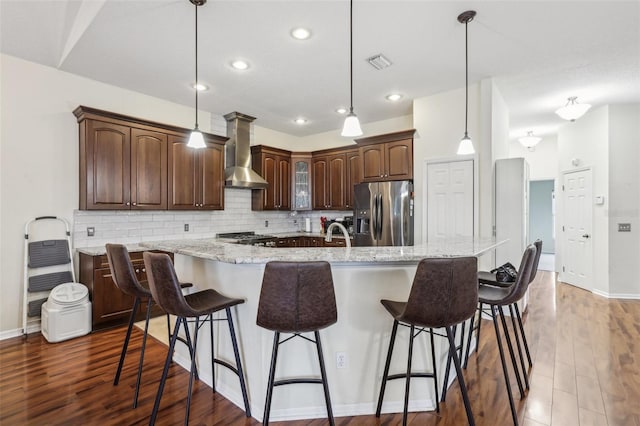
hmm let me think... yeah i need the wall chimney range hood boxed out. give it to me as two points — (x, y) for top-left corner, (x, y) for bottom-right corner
(224, 111), (268, 189)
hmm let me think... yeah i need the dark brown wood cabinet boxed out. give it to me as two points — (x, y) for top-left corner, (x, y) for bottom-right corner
(79, 250), (173, 330)
(168, 134), (225, 210)
(357, 130), (415, 182)
(251, 146), (291, 211)
(345, 148), (362, 209)
(75, 106), (227, 211)
(312, 151), (346, 210)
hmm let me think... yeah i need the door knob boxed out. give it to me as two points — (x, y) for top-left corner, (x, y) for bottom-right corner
(582, 234), (590, 238)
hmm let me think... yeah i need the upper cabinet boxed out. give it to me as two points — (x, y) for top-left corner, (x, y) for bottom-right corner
(168, 134), (225, 210)
(75, 106), (227, 211)
(344, 148), (362, 209)
(291, 153), (313, 211)
(357, 129), (415, 182)
(312, 150), (346, 210)
(251, 146), (291, 211)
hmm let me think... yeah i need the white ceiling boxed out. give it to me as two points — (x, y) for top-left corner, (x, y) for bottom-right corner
(1, 0), (639, 141)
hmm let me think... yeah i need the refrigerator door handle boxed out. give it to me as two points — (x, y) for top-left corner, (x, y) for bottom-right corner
(375, 193), (382, 240)
(372, 194), (378, 240)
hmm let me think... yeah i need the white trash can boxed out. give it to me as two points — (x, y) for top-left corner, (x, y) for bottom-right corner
(41, 282), (92, 343)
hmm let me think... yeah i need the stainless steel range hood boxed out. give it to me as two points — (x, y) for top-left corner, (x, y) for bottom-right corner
(224, 111), (268, 189)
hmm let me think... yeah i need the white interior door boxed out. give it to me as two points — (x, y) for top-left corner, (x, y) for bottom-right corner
(562, 169), (592, 290)
(427, 160), (473, 241)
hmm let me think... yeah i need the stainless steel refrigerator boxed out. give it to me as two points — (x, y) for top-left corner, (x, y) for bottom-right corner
(353, 181), (414, 246)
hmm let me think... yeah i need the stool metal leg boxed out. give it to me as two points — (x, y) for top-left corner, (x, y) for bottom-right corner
(114, 296), (140, 387)
(445, 326), (475, 426)
(403, 325), (416, 426)
(263, 331), (280, 426)
(491, 306), (518, 426)
(376, 319), (399, 417)
(226, 307), (251, 417)
(150, 316), (181, 426)
(132, 298), (153, 408)
(513, 303), (532, 367)
(464, 302), (483, 369)
(498, 308), (525, 399)
(209, 313), (216, 393)
(429, 328), (440, 413)
(508, 304), (529, 390)
(184, 316), (200, 426)
(314, 331), (335, 426)
(441, 323), (461, 402)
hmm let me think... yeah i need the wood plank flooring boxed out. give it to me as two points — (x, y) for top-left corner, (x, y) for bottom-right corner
(1, 271), (639, 425)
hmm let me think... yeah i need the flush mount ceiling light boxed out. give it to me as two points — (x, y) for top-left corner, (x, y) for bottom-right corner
(187, 0), (207, 149)
(290, 27), (311, 40)
(519, 131), (542, 150)
(385, 93), (403, 102)
(555, 96), (591, 121)
(341, 0), (363, 137)
(456, 10), (476, 156)
(294, 117), (308, 125)
(231, 59), (249, 70)
(192, 82), (208, 91)
(336, 107), (348, 114)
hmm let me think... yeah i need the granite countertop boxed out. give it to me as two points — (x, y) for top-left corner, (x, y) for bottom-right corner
(139, 237), (502, 265)
(76, 244), (148, 256)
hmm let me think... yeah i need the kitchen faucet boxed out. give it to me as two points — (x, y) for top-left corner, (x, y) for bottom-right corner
(325, 222), (351, 248)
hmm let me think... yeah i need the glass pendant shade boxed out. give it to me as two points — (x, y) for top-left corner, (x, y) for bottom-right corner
(187, 128), (206, 149)
(341, 112), (363, 137)
(519, 131), (541, 148)
(457, 134), (474, 155)
(555, 97), (591, 121)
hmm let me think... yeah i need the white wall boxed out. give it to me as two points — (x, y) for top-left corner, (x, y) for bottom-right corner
(0, 54), (222, 333)
(557, 106), (610, 294)
(509, 136), (558, 181)
(607, 104), (640, 296)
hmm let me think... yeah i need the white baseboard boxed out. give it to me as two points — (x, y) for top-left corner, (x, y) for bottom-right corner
(592, 289), (640, 300)
(0, 324), (41, 341)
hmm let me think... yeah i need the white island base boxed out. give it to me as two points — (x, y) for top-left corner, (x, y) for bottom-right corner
(167, 256), (475, 422)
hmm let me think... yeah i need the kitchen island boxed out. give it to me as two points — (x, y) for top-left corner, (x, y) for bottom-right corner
(139, 237), (501, 422)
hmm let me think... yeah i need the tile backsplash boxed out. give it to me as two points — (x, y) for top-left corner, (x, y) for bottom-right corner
(73, 188), (351, 248)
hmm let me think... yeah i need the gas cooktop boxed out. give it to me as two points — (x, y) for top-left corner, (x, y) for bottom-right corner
(217, 232), (277, 246)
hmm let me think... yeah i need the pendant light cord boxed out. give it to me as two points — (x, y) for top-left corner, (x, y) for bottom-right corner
(194, 2), (199, 129)
(464, 18), (468, 137)
(349, 0), (354, 114)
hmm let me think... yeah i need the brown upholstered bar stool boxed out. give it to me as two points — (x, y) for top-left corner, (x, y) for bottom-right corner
(257, 261), (337, 426)
(143, 252), (251, 425)
(105, 244), (194, 408)
(475, 244), (537, 426)
(375, 257), (479, 426)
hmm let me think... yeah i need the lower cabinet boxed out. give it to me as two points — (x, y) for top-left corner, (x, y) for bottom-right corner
(79, 250), (173, 330)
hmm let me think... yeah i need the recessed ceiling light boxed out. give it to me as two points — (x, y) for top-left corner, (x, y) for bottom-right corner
(294, 117), (308, 125)
(231, 60), (249, 70)
(336, 107), (348, 114)
(192, 83), (208, 91)
(291, 27), (311, 40)
(385, 93), (403, 102)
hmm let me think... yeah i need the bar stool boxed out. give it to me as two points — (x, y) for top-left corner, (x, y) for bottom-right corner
(257, 261), (337, 426)
(475, 244), (537, 426)
(143, 252), (251, 425)
(375, 257), (479, 426)
(105, 244), (194, 408)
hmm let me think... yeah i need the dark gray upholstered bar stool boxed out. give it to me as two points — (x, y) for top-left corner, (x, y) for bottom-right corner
(143, 252), (251, 426)
(475, 244), (537, 426)
(463, 240), (542, 374)
(257, 261), (337, 426)
(105, 244), (194, 409)
(375, 257), (479, 426)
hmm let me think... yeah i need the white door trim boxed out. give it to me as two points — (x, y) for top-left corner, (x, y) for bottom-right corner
(422, 156), (477, 244)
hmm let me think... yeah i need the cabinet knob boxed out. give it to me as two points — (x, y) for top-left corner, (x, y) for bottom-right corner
(135, 268), (140, 273)
(132, 202), (137, 206)
(380, 175), (384, 178)
(142, 268), (146, 272)
(126, 202), (130, 206)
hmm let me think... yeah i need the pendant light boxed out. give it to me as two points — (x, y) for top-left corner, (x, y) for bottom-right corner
(187, 0), (207, 149)
(341, 0), (363, 137)
(519, 131), (542, 150)
(456, 10), (476, 155)
(555, 96), (591, 121)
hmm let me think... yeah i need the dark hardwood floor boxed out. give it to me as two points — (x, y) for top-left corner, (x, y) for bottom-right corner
(1, 271), (639, 425)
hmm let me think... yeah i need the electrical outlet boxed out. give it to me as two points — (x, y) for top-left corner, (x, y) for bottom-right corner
(184, 224), (189, 232)
(265, 220), (269, 228)
(618, 223), (631, 232)
(336, 352), (347, 369)
(86, 227), (95, 237)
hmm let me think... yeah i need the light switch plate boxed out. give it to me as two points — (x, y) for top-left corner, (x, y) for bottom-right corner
(87, 227), (95, 237)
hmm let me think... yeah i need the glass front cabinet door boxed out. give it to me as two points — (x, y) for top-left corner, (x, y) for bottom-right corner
(291, 153), (312, 210)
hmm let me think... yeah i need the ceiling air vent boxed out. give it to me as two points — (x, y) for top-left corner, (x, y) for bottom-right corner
(367, 54), (392, 70)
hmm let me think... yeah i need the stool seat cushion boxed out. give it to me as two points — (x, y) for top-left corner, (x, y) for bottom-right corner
(184, 289), (244, 316)
(380, 299), (406, 320)
(478, 278), (517, 304)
